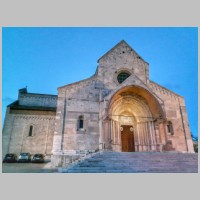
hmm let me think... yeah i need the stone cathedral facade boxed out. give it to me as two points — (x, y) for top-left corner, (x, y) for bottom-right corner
(2, 40), (194, 167)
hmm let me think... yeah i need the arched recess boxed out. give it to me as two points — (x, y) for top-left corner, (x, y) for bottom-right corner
(104, 85), (166, 152)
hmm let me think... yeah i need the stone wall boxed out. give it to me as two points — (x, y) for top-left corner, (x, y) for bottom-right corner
(2, 108), (56, 157)
(148, 81), (194, 152)
(52, 77), (101, 156)
(2, 88), (58, 157)
(97, 40), (149, 88)
(18, 89), (57, 107)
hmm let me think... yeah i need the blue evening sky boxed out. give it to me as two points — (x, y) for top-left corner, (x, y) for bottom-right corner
(2, 27), (198, 137)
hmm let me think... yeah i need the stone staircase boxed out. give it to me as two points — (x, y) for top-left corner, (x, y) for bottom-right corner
(61, 151), (198, 173)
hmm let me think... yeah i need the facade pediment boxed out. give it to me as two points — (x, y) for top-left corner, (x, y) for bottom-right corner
(98, 40), (148, 64)
(97, 40), (150, 86)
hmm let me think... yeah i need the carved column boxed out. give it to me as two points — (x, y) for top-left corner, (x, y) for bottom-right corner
(118, 122), (121, 146)
(114, 120), (117, 145)
(139, 122), (144, 151)
(136, 123), (141, 151)
(141, 122), (146, 151)
(149, 121), (155, 150)
(110, 119), (114, 150)
(105, 118), (112, 150)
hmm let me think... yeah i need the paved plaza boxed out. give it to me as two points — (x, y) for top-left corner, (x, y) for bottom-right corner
(2, 161), (58, 173)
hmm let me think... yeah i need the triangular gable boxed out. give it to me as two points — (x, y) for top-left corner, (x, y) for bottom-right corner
(97, 40), (148, 64)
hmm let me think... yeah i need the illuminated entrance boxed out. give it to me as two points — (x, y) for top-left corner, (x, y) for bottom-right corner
(106, 85), (166, 152)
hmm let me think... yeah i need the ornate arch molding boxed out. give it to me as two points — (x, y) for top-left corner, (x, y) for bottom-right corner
(107, 85), (166, 122)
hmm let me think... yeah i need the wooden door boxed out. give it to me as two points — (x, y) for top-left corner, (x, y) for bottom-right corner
(121, 125), (135, 152)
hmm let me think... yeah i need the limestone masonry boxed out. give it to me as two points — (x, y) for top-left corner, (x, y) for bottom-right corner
(2, 40), (194, 167)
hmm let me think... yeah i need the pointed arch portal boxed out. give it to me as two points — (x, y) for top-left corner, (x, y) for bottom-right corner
(105, 85), (166, 152)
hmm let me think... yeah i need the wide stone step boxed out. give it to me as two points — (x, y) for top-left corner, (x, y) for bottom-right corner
(66, 169), (197, 173)
(63, 152), (198, 173)
(77, 161), (198, 167)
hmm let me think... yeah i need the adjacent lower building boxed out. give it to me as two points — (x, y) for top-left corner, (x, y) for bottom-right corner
(2, 40), (194, 167)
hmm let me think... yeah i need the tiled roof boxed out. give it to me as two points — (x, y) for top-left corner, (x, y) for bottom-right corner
(8, 101), (57, 111)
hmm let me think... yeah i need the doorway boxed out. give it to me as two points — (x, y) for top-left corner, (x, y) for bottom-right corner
(121, 125), (135, 152)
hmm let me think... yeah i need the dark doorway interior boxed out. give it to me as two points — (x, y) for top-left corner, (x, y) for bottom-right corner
(121, 125), (135, 152)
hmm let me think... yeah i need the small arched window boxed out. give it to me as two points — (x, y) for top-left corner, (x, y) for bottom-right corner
(167, 121), (174, 135)
(28, 125), (33, 136)
(77, 116), (84, 130)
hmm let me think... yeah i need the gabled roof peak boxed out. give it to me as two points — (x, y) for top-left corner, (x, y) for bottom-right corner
(98, 40), (148, 64)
